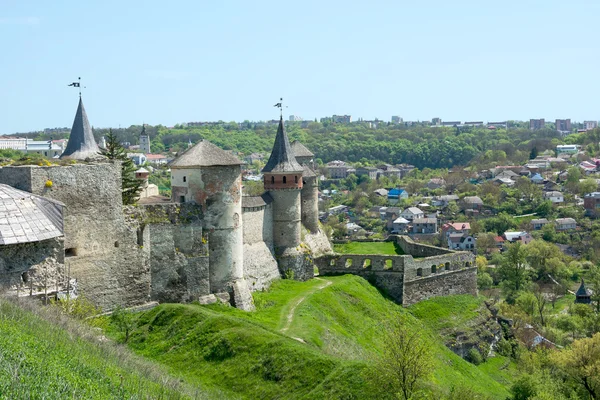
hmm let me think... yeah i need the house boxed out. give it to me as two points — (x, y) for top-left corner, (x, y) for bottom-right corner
(328, 205), (349, 215)
(503, 231), (533, 245)
(244, 152), (264, 164)
(494, 177), (515, 186)
(575, 279), (592, 304)
(427, 178), (446, 190)
(382, 167), (402, 178)
(392, 217), (410, 233)
(530, 218), (550, 230)
(530, 173), (544, 184)
(447, 233), (476, 251)
(555, 218), (576, 231)
(373, 188), (388, 197)
(146, 153), (169, 165)
(556, 144), (580, 155)
(326, 160), (349, 179)
(388, 188), (408, 204)
(355, 167), (378, 180)
(400, 207), (424, 221)
(495, 170), (519, 180)
(432, 194), (459, 207)
(346, 222), (363, 236)
(412, 217), (438, 234)
(584, 192), (600, 217)
(442, 222), (470, 237)
(543, 191), (564, 204)
(461, 196), (483, 211)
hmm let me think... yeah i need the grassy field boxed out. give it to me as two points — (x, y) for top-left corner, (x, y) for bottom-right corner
(0, 298), (210, 399)
(333, 241), (404, 255)
(101, 275), (514, 399)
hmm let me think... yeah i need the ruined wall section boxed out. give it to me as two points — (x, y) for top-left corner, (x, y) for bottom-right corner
(315, 254), (406, 304)
(0, 164), (150, 310)
(130, 203), (209, 303)
(403, 267), (477, 306)
(0, 238), (64, 290)
(242, 203), (280, 291)
(395, 235), (453, 257)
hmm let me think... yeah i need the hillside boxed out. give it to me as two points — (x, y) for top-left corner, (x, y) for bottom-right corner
(0, 297), (215, 399)
(102, 275), (516, 399)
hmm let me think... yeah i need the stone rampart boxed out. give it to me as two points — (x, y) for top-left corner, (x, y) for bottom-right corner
(315, 236), (476, 307)
(0, 164), (151, 310)
(242, 204), (280, 291)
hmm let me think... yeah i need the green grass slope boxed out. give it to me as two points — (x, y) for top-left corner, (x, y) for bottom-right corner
(0, 298), (203, 399)
(333, 241), (404, 255)
(104, 275), (514, 399)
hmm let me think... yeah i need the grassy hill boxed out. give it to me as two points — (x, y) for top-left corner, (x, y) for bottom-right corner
(101, 275), (516, 399)
(0, 297), (217, 399)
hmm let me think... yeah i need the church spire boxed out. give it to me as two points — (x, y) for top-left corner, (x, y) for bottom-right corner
(262, 117), (303, 173)
(60, 97), (102, 160)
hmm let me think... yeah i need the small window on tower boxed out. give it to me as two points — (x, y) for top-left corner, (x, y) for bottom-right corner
(295, 176), (298, 183)
(271, 176), (275, 184)
(283, 176), (287, 184)
(183, 176), (187, 183)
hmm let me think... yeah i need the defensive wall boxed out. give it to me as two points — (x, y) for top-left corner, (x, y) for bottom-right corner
(315, 236), (477, 306)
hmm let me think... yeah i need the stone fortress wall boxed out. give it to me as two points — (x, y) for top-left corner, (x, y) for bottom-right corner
(315, 236), (477, 306)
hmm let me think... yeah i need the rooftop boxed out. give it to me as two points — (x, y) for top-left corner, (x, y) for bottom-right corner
(0, 184), (64, 245)
(60, 97), (102, 161)
(170, 140), (243, 168)
(262, 118), (303, 173)
(290, 140), (314, 158)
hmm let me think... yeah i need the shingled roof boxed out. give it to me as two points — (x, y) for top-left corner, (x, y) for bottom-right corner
(0, 184), (64, 245)
(290, 140), (314, 157)
(170, 140), (243, 168)
(60, 97), (102, 160)
(262, 117), (303, 173)
(242, 193), (273, 209)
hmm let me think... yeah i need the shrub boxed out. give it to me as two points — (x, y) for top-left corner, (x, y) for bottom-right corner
(477, 272), (493, 290)
(466, 347), (483, 365)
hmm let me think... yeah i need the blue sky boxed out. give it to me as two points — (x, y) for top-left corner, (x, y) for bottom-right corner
(1, 0), (599, 134)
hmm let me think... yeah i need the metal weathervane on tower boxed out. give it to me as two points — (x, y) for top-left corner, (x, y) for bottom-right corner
(67, 77), (86, 97)
(274, 97), (287, 118)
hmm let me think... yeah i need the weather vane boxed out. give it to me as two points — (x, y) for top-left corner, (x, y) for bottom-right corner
(274, 97), (288, 118)
(67, 77), (86, 97)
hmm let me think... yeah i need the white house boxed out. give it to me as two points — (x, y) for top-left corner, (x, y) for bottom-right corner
(543, 191), (564, 204)
(400, 207), (424, 221)
(555, 218), (576, 231)
(530, 218), (550, 230)
(447, 233), (476, 251)
(392, 217), (410, 233)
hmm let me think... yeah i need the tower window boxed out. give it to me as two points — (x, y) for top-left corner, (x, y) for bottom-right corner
(295, 176), (298, 183)
(271, 176), (275, 184)
(283, 176), (287, 184)
(183, 176), (187, 183)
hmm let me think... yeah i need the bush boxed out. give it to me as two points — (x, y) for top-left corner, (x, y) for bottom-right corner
(495, 338), (513, 357)
(477, 272), (493, 290)
(466, 347), (483, 365)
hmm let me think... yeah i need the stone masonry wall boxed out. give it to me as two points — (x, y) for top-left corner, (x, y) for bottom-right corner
(242, 204), (280, 291)
(0, 164), (151, 310)
(0, 238), (64, 290)
(403, 267), (478, 306)
(315, 254), (405, 304)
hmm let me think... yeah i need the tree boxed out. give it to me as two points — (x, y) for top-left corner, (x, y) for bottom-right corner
(101, 129), (143, 205)
(588, 265), (600, 312)
(551, 333), (600, 399)
(476, 233), (498, 255)
(498, 242), (530, 295)
(373, 320), (432, 400)
(110, 306), (137, 343)
(529, 146), (538, 160)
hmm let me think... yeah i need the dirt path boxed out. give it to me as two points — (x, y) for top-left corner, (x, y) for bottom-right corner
(280, 278), (332, 337)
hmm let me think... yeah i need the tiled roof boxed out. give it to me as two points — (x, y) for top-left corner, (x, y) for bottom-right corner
(60, 97), (102, 160)
(290, 140), (314, 157)
(0, 184), (64, 245)
(242, 193), (273, 208)
(170, 140), (242, 168)
(262, 118), (303, 173)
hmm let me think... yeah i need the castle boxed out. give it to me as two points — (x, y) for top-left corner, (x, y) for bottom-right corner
(0, 97), (330, 311)
(0, 97), (476, 311)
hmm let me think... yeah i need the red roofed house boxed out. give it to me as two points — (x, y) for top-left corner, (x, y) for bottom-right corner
(442, 222), (471, 237)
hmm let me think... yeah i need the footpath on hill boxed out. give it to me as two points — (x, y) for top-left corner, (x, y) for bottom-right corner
(280, 277), (332, 340)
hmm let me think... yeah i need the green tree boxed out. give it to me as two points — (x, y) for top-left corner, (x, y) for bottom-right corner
(499, 242), (530, 295)
(101, 129), (143, 205)
(372, 321), (433, 400)
(551, 333), (600, 399)
(529, 146), (538, 160)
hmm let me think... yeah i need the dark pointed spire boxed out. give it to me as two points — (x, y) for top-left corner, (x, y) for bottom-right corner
(262, 117), (303, 173)
(576, 279), (589, 297)
(140, 124), (147, 137)
(60, 97), (102, 160)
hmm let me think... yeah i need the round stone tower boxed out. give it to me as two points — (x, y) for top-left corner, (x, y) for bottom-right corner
(291, 140), (319, 234)
(263, 117), (313, 279)
(170, 140), (244, 294)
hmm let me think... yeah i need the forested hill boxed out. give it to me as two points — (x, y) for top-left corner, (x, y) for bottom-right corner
(12, 121), (600, 169)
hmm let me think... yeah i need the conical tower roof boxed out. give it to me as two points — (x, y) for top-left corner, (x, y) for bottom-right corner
(170, 139), (242, 168)
(290, 140), (314, 158)
(60, 97), (102, 160)
(576, 279), (591, 297)
(262, 117), (303, 173)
